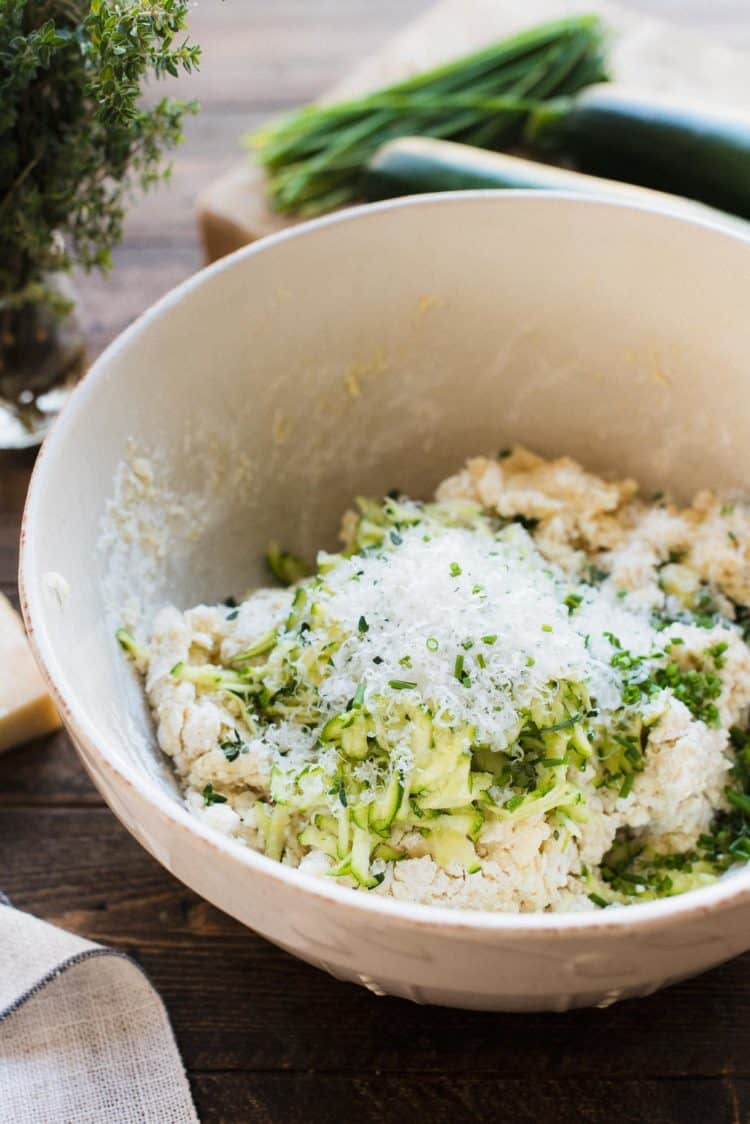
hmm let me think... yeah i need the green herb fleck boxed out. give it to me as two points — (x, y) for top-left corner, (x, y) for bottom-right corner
(538, 714), (581, 734)
(220, 730), (245, 762)
(588, 892), (609, 909)
(727, 788), (750, 817)
(202, 784), (227, 806)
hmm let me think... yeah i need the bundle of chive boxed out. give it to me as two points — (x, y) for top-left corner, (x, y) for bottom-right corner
(250, 16), (608, 218)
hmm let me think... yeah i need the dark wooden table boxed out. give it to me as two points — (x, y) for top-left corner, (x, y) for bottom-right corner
(2, 4), (750, 1122)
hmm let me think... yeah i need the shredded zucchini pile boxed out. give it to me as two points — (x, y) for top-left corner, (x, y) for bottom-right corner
(120, 469), (750, 911)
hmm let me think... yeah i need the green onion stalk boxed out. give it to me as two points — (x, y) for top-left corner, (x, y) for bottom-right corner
(250, 15), (608, 217)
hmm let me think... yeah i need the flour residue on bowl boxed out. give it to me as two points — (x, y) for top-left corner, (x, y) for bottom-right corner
(99, 436), (256, 634)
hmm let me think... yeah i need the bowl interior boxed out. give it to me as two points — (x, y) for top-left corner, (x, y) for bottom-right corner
(22, 193), (750, 809)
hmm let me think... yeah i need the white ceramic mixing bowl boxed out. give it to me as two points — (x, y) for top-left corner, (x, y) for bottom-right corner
(20, 193), (750, 1011)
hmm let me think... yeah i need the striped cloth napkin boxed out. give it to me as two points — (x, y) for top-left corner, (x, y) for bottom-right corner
(0, 896), (198, 1123)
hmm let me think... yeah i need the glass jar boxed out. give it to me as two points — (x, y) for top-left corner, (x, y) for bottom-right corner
(0, 275), (86, 449)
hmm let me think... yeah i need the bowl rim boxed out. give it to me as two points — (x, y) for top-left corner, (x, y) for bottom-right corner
(20, 189), (750, 936)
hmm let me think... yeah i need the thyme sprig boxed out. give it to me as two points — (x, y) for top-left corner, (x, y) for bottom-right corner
(0, 0), (200, 314)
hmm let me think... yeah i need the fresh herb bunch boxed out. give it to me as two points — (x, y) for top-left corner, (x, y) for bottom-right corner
(0, 0), (200, 316)
(251, 15), (608, 217)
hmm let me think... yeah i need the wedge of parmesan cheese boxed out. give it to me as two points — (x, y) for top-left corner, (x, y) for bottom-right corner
(0, 593), (61, 752)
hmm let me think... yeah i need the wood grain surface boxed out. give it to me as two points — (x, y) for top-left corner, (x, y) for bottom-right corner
(1, 4), (749, 1123)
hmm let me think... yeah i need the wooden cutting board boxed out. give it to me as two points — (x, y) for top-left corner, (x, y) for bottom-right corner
(197, 0), (750, 263)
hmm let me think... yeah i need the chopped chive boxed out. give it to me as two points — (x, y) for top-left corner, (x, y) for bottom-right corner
(454, 653), (464, 682)
(202, 784), (227, 806)
(388, 679), (417, 691)
(449, 562), (462, 577)
(729, 837), (750, 858)
(426, 637), (439, 652)
(727, 789), (750, 816)
(461, 638), (474, 650)
(526, 656), (536, 667)
(352, 683), (366, 708)
(564, 593), (582, 613)
(481, 634), (497, 645)
(476, 653), (487, 670)
(588, 892), (609, 909)
(538, 714), (580, 734)
(541, 757), (567, 767)
(399, 654), (413, 668)
(472, 584), (484, 595)
(541, 624), (553, 633)
(619, 773), (634, 798)
(358, 615), (369, 633)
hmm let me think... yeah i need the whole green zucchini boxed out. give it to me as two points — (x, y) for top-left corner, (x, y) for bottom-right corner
(527, 85), (750, 219)
(365, 136), (750, 236)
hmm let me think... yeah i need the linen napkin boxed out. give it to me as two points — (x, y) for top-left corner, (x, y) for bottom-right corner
(0, 898), (198, 1124)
